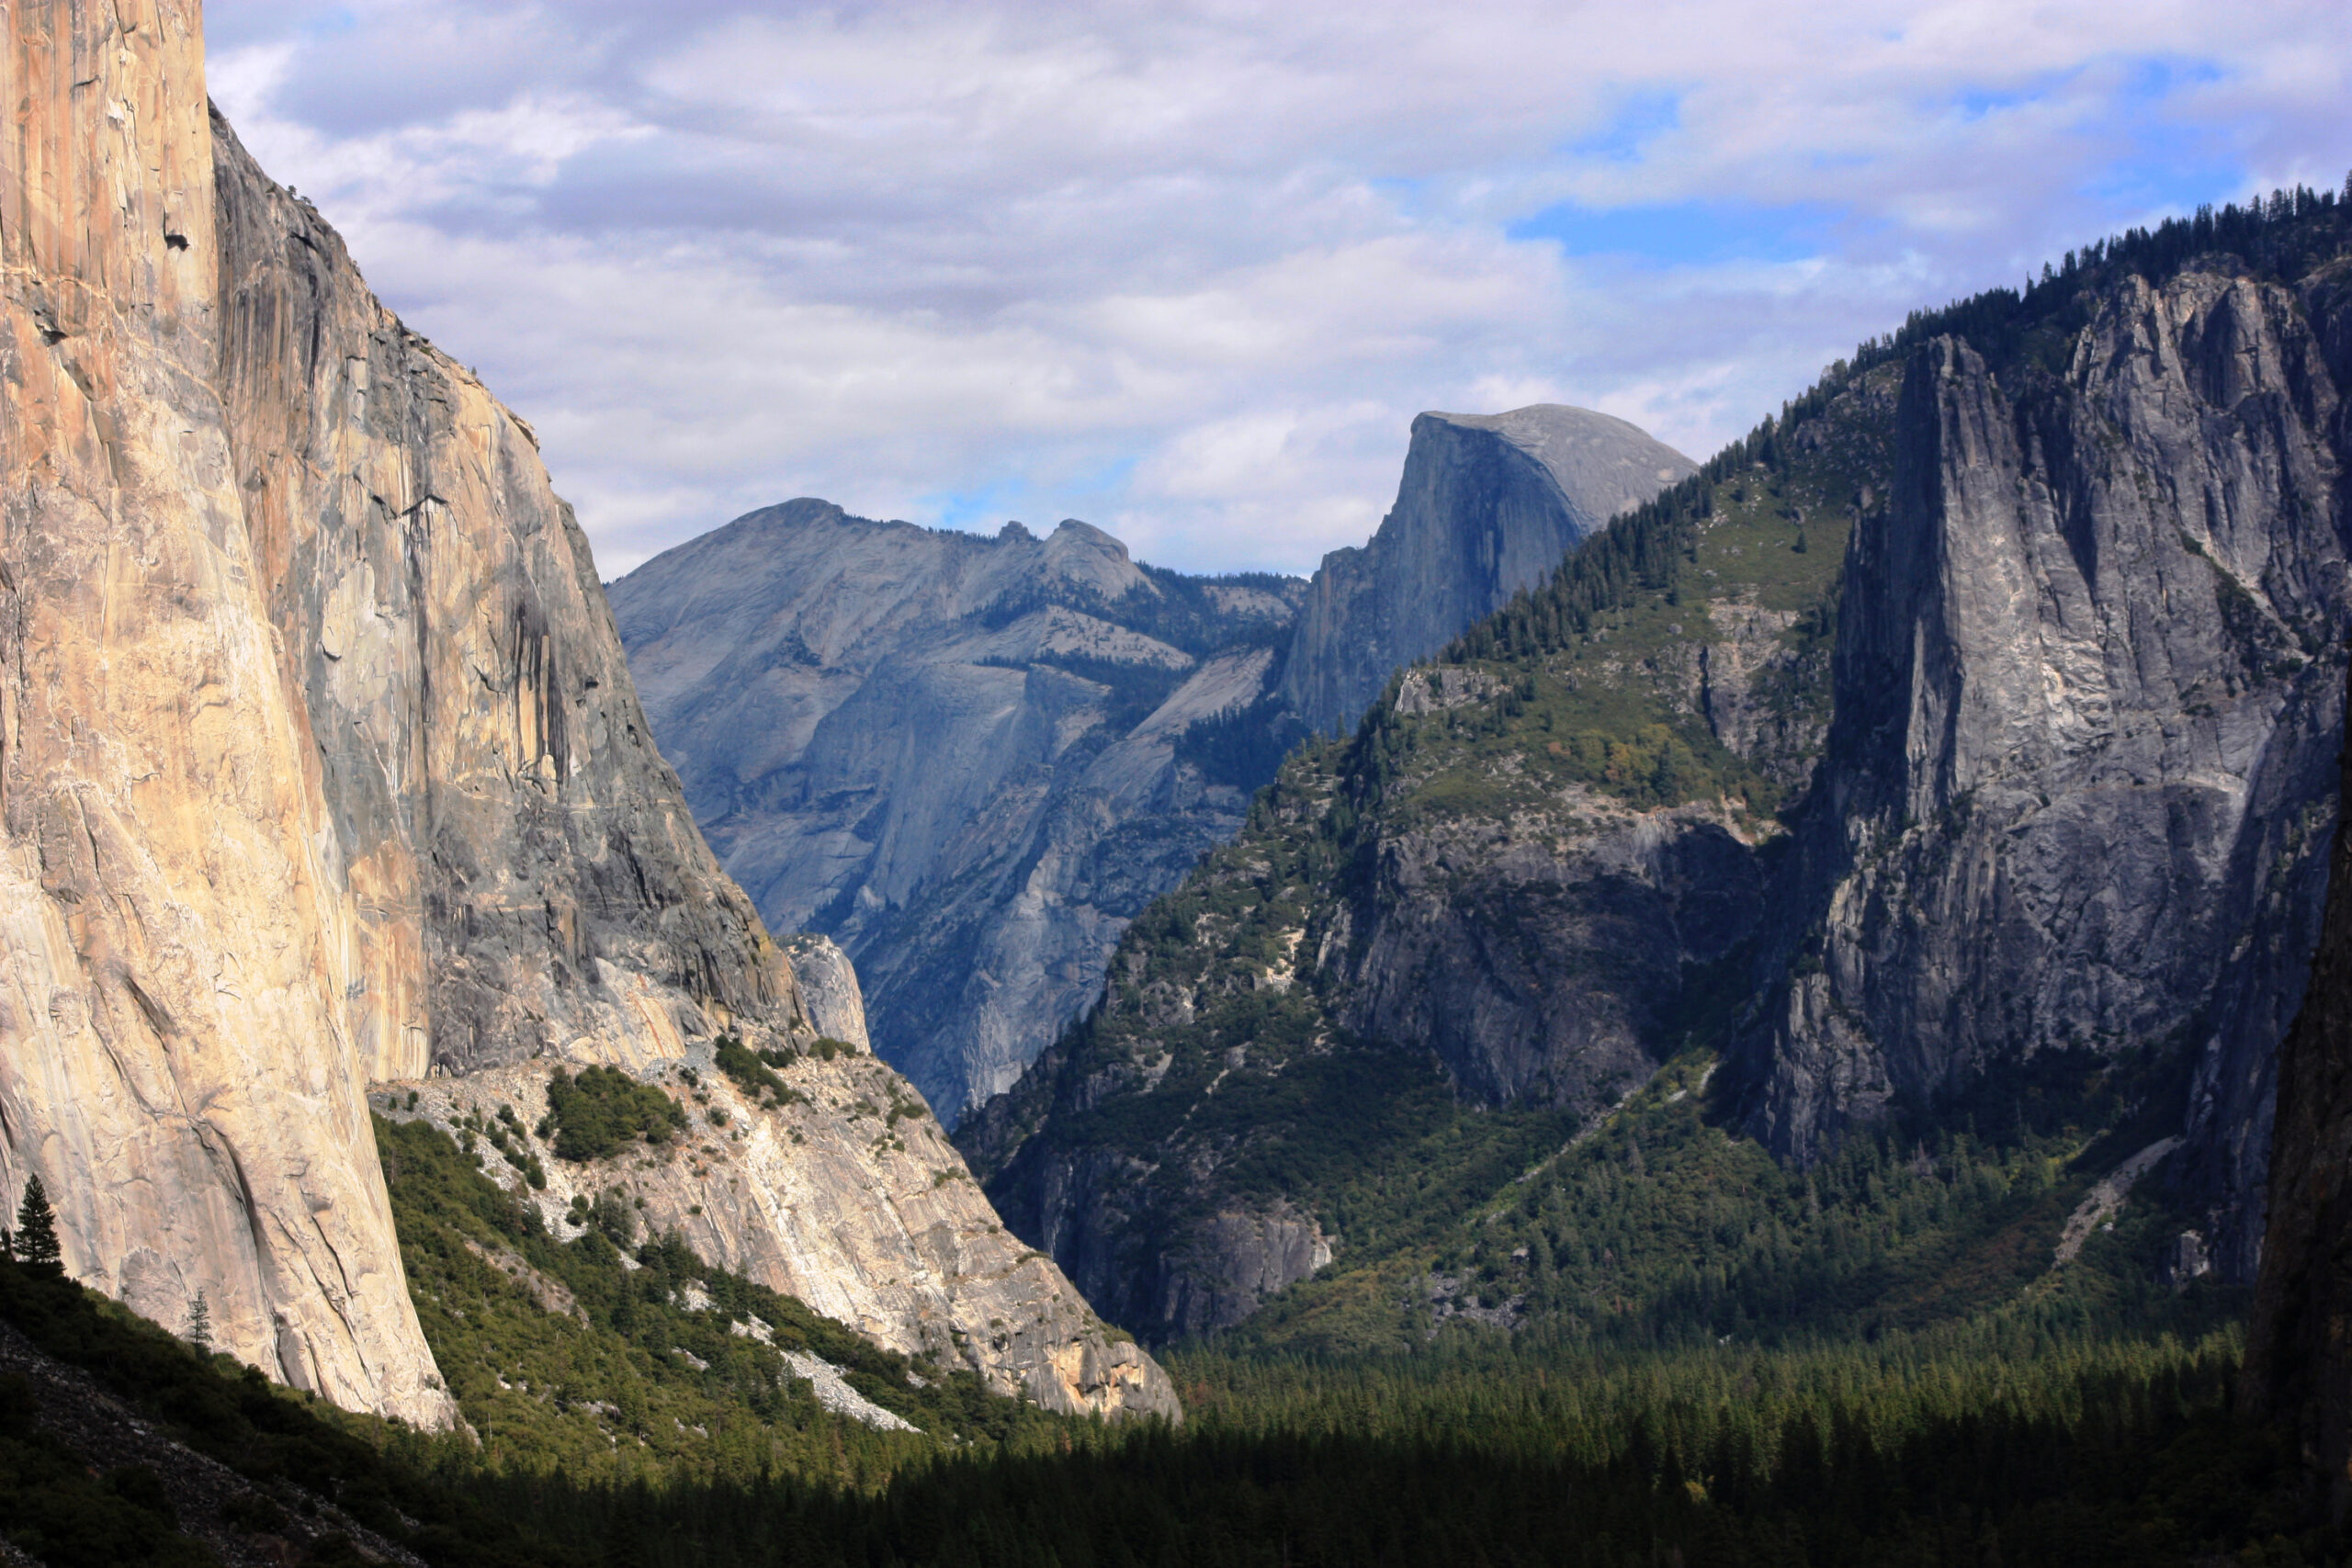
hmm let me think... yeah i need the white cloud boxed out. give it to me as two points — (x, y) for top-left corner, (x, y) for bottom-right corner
(205, 0), (2352, 578)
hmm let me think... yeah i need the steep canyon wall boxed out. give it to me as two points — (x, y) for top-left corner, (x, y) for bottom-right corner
(0, 0), (1171, 1422)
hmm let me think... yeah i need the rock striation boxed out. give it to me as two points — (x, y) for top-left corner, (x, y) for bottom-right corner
(609, 502), (1306, 1122)
(2245, 661), (2352, 1517)
(0, 0), (1171, 1424)
(1280, 406), (1697, 735)
(1732, 270), (2352, 1280)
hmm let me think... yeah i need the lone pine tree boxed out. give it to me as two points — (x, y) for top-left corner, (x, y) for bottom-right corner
(14, 1175), (61, 1277)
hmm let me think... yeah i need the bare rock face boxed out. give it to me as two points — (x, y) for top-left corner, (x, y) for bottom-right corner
(212, 117), (797, 1080)
(1734, 269), (2352, 1280)
(784, 934), (871, 1051)
(609, 502), (1306, 1122)
(0, 0), (448, 1425)
(1280, 406), (1697, 734)
(2245, 661), (2352, 1517)
(1336, 792), (1768, 1110)
(373, 1027), (1177, 1419)
(0, 0), (1172, 1425)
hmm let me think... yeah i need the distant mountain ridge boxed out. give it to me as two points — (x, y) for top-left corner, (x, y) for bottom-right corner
(611, 501), (1312, 1122)
(612, 409), (1695, 1122)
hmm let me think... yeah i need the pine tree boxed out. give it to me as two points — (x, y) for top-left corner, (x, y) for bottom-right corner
(186, 1289), (212, 1353)
(14, 1174), (61, 1276)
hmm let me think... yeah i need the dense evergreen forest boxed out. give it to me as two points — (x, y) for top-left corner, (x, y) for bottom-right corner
(7, 186), (2352, 1566)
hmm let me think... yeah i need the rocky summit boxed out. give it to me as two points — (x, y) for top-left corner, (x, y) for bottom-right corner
(0, 0), (1170, 1426)
(1281, 405), (1700, 736)
(609, 502), (1307, 1123)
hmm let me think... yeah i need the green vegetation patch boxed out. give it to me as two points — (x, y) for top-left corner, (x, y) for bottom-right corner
(377, 1113), (1068, 1486)
(541, 1066), (687, 1162)
(713, 1034), (797, 1106)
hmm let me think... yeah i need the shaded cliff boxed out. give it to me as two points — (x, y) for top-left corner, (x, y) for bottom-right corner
(1280, 405), (1697, 735)
(1732, 258), (2352, 1286)
(0, 0), (1172, 1424)
(965, 192), (2352, 1344)
(2245, 681), (2352, 1519)
(609, 501), (1307, 1122)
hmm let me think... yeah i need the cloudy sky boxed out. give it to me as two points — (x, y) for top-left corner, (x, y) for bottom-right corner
(207, 1), (2352, 580)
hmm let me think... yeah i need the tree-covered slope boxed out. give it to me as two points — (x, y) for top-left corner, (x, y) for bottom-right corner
(959, 185), (2352, 1349)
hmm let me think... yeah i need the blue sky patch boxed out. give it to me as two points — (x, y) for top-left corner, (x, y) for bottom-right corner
(1570, 90), (1682, 163)
(921, 479), (1029, 532)
(1509, 199), (1842, 266)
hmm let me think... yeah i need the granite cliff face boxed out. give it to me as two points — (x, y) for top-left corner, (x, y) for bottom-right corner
(1733, 266), (2352, 1283)
(0, 0), (1171, 1424)
(967, 214), (2352, 1342)
(0, 0), (447, 1423)
(1281, 406), (1698, 735)
(2245, 654), (2352, 1517)
(610, 502), (1307, 1122)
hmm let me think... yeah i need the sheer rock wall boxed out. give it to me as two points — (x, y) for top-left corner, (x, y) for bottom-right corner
(0, 0), (1172, 1423)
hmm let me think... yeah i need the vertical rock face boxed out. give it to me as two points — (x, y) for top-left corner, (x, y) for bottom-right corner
(2245, 662), (2352, 1516)
(609, 502), (1306, 1122)
(211, 115), (800, 1081)
(783, 934), (871, 1051)
(0, 0), (447, 1423)
(1280, 406), (1697, 735)
(1735, 268), (2352, 1279)
(0, 0), (1174, 1423)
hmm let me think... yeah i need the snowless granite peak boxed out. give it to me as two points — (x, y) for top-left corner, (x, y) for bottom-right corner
(0, 0), (1171, 1424)
(1281, 403), (1698, 734)
(611, 499), (1306, 1122)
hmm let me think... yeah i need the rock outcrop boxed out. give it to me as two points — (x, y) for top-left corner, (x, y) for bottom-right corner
(1733, 269), (2352, 1281)
(1280, 406), (1697, 735)
(0, 0), (1171, 1424)
(373, 978), (1177, 1419)
(2245, 663), (2352, 1517)
(609, 502), (1306, 1122)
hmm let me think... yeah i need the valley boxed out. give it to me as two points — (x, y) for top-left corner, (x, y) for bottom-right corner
(2, 0), (2351, 1562)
